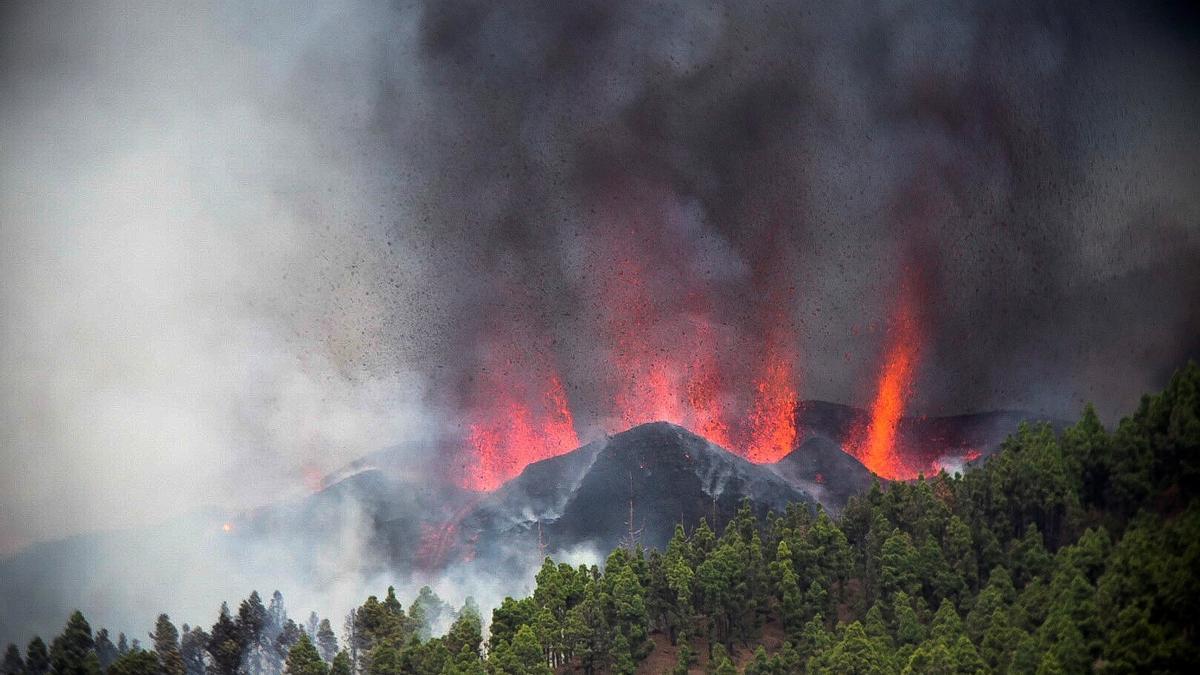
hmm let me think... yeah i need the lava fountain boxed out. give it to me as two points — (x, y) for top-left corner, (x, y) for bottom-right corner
(847, 274), (922, 479)
(459, 316), (581, 491)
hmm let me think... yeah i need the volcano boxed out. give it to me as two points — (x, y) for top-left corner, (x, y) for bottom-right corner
(445, 422), (813, 569)
(429, 401), (1045, 568)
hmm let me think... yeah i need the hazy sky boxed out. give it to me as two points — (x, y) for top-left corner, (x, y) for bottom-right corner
(2, 0), (1199, 555)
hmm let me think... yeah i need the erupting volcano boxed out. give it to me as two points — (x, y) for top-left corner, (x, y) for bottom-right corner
(453, 213), (986, 491)
(454, 241), (993, 491)
(454, 204), (810, 490)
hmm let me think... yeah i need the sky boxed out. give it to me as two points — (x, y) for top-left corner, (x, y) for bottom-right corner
(1, 0), (1199, 559)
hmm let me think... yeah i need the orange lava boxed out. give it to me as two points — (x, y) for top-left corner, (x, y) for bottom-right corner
(595, 225), (797, 462)
(745, 351), (799, 462)
(685, 363), (733, 449)
(848, 279), (921, 479)
(606, 252), (689, 429)
(460, 362), (578, 487)
(458, 199), (804, 490)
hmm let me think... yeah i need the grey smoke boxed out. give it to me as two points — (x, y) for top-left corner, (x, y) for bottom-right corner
(0, 0), (1198, 648)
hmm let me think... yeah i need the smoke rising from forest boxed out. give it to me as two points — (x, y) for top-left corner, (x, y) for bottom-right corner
(1, 0), (1198, 646)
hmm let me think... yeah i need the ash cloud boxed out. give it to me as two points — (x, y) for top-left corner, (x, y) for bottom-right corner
(1, 0), (1199, 648)
(382, 0), (1200, 432)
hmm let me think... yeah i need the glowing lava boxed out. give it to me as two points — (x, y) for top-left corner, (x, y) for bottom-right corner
(464, 373), (578, 491)
(457, 322), (588, 491)
(745, 351), (799, 462)
(594, 223), (797, 462)
(685, 353), (733, 449)
(848, 278), (921, 479)
(457, 200), (807, 490)
(605, 251), (690, 429)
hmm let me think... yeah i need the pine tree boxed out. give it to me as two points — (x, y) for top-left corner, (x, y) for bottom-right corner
(2, 645), (23, 675)
(274, 621), (303, 667)
(691, 519), (716, 567)
(746, 528), (770, 626)
(607, 632), (634, 675)
(50, 611), (100, 675)
(950, 635), (984, 674)
(901, 640), (955, 675)
(151, 614), (185, 675)
(810, 621), (893, 674)
(771, 540), (804, 636)
(25, 638), (49, 675)
(409, 587), (449, 642)
(795, 614), (831, 664)
(891, 592), (925, 646)
(609, 564), (650, 659)
(802, 579), (828, 624)
(284, 635), (326, 675)
(180, 626), (209, 675)
(928, 599), (963, 645)
(237, 593), (269, 675)
(775, 641), (801, 674)
(879, 529), (920, 601)
(364, 642), (397, 675)
(207, 603), (244, 675)
(327, 653), (350, 675)
(670, 640), (693, 675)
(265, 593), (287, 675)
(106, 650), (159, 675)
(744, 646), (771, 675)
(1035, 651), (1065, 675)
(1014, 576), (1052, 631)
(1008, 525), (1053, 587)
(1059, 526), (1111, 585)
(1063, 404), (1111, 509)
(709, 644), (736, 675)
(313, 621), (337, 664)
(93, 630), (118, 671)
(1008, 633), (1041, 674)
(444, 603), (482, 662)
(978, 608), (1022, 672)
(488, 597), (536, 654)
(493, 626), (549, 675)
(664, 556), (695, 645)
(342, 609), (364, 674)
(964, 566), (1015, 642)
(1101, 603), (1187, 673)
(942, 516), (978, 595)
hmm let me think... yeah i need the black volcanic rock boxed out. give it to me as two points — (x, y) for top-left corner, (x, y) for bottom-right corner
(770, 436), (877, 511)
(455, 422), (813, 567)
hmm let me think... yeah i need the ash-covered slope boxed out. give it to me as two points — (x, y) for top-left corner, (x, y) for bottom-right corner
(454, 422), (813, 567)
(769, 436), (876, 510)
